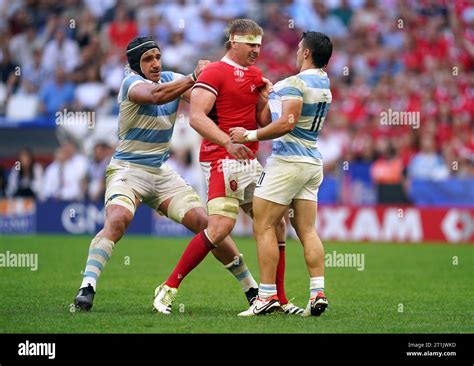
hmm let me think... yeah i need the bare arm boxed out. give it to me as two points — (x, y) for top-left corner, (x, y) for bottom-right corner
(190, 88), (255, 160)
(230, 99), (303, 142)
(129, 75), (195, 105)
(181, 88), (192, 103)
(256, 77), (273, 127)
(256, 101), (272, 127)
(129, 60), (209, 105)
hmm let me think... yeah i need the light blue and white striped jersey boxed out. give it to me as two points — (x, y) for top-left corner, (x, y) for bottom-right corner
(111, 71), (184, 172)
(268, 68), (331, 165)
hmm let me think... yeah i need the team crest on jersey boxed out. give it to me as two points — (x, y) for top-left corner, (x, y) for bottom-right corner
(234, 68), (245, 82)
(229, 179), (238, 191)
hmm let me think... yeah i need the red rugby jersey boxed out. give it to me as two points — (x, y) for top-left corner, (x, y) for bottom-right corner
(193, 56), (265, 162)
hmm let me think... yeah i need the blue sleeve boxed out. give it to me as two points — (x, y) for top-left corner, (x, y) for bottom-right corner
(279, 86), (304, 98)
(121, 75), (145, 100)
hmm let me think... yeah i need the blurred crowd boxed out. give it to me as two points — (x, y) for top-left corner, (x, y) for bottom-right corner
(0, 0), (473, 204)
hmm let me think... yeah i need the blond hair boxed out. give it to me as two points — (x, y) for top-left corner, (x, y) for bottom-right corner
(224, 19), (264, 50)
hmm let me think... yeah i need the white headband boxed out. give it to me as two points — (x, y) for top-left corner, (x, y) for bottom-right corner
(229, 34), (262, 44)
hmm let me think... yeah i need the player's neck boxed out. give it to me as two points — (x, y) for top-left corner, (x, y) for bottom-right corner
(300, 61), (318, 72)
(224, 52), (247, 69)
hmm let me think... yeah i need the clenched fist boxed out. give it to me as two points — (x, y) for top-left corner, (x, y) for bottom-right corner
(229, 127), (248, 144)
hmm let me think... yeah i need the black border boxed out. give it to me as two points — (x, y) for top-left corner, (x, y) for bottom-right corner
(0, 333), (472, 363)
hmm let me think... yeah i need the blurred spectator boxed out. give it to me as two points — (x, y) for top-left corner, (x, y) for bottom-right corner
(317, 116), (351, 174)
(408, 136), (450, 180)
(42, 27), (81, 73)
(0, 47), (17, 102)
(138, 14), (170, 46)
(100, 49), (126, 97)
(370, 138), (409, 203)
(19, 48), (48, 94)
(283, 0), (317, 32)
(308, 1), (348, 40)
(41, 140), (88, 201)
(70, 36), (103, 84)
(351, 0), (383, 33)
(8, 23), (45, 68)
(162, 32), (195, 73)
(331, 0), (354, 27)
(6, 148), (43, 198)
(161, 0), (198, 33)
(83, 0), (116, 19)
(84, 141), (112, 201)
(184, 8), (224, 50)
(38, 67), (76, 119)
(73, 9), (99, 48)
(73, 66), (108, 112)
(7, 7), (31, 35)
(106, 5), (138, 51)
(202, 0), (248, 27)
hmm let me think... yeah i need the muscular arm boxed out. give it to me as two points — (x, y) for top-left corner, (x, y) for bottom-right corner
(129, 75), (195, 105)
(256, 77), (273, 127)
(181, 88), (192, 103)
(190, 87), (255, 160)
(256, 99), (303, 140)
(256, 100), (272, 127)
(189, 88), (231, 146)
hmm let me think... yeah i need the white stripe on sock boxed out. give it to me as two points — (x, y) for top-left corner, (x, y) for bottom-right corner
(310, 276), (324, 297)
(258, 283), (277, 299)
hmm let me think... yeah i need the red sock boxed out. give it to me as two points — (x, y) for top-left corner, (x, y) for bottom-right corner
(276, 242), (288, 305)
(166, 231), (214, 288)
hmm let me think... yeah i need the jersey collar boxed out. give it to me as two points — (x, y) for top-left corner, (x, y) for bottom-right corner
(221, 56), (248, 70)
(299, 68), (327, 77)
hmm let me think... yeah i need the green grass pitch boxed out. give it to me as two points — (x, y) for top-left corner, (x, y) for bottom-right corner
(0, 235), (473, 333)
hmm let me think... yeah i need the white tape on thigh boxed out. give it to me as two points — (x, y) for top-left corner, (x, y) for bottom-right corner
(167, 190), (204, 223)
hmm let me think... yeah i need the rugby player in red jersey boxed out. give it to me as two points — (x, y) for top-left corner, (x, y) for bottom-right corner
(153, 19), (303, 316)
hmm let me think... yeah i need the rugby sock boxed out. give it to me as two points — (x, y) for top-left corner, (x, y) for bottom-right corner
(258, 283), (277, 300)
(166, 230), (215, 289)
(80, 237), (115, 291)
(276, 242), (289, 305)
(310, 276), (325, 298)
(224, 254), (258, 292)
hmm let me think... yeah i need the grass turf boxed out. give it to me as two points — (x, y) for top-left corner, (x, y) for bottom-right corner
(0, 235), (472, 333)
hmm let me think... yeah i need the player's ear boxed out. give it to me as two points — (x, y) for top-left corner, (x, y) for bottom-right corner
(304, 48), (311, 59)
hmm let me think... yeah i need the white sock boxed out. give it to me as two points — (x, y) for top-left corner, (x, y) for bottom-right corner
(80, 237), (115, 291)
(258, 283), (277, 300)
(224, 254), (258, 292)
(310, 276), (324, 298)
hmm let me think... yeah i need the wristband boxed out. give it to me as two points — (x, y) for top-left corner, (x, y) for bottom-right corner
(244, 130), (258, 142)
(189, 72), (197, 82)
